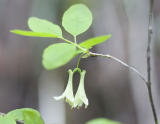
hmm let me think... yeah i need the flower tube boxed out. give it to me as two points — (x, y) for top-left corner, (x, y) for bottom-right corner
(74, 70), (88, 108)
(54, 69), (74, 107)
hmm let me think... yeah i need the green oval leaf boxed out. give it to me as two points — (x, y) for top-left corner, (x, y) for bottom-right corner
(7, 108), (45, 124)
(28, 17), (62, 37)
(0, 116), (16, 124)
(80, 35), (111, 49)
(62, 4), (92, 36)
(42, 43), (76, 70)
(22, 108), (44, 124)
(86, 118), (122, 124)
(7, 109), (23, 121)
(10, 30), (59, 38)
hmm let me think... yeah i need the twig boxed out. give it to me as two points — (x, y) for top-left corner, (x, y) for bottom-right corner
(146, 0), (159, 123)
(89, 51), (147, 83)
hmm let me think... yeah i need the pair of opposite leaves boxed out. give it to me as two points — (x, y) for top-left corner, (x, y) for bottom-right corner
(54, 69), (88, 109)
(11, 4), (111, 70)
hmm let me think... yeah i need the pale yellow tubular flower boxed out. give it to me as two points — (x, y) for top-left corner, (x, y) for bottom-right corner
(74, 70), (89, 109)
(54, 69), (74, 107)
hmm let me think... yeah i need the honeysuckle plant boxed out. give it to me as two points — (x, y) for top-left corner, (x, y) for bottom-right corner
(2, 0), (157, 124)
(10, 4), (112, 109)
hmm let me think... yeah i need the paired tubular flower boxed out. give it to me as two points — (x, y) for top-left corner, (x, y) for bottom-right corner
(54, 69), (74, 107)
(54, 68), (88, 109)
(74, 70), (88, 109)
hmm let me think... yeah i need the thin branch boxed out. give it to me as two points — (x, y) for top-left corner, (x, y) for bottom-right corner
(147, 84), (159, 124)
(147, 0), (153, 85)
(61, 37), (87, 52)
(89, 51), (147, 83)
(146, 0), (159, 123)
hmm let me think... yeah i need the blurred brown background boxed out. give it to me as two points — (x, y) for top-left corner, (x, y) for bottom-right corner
(0, 0), (160, 124)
